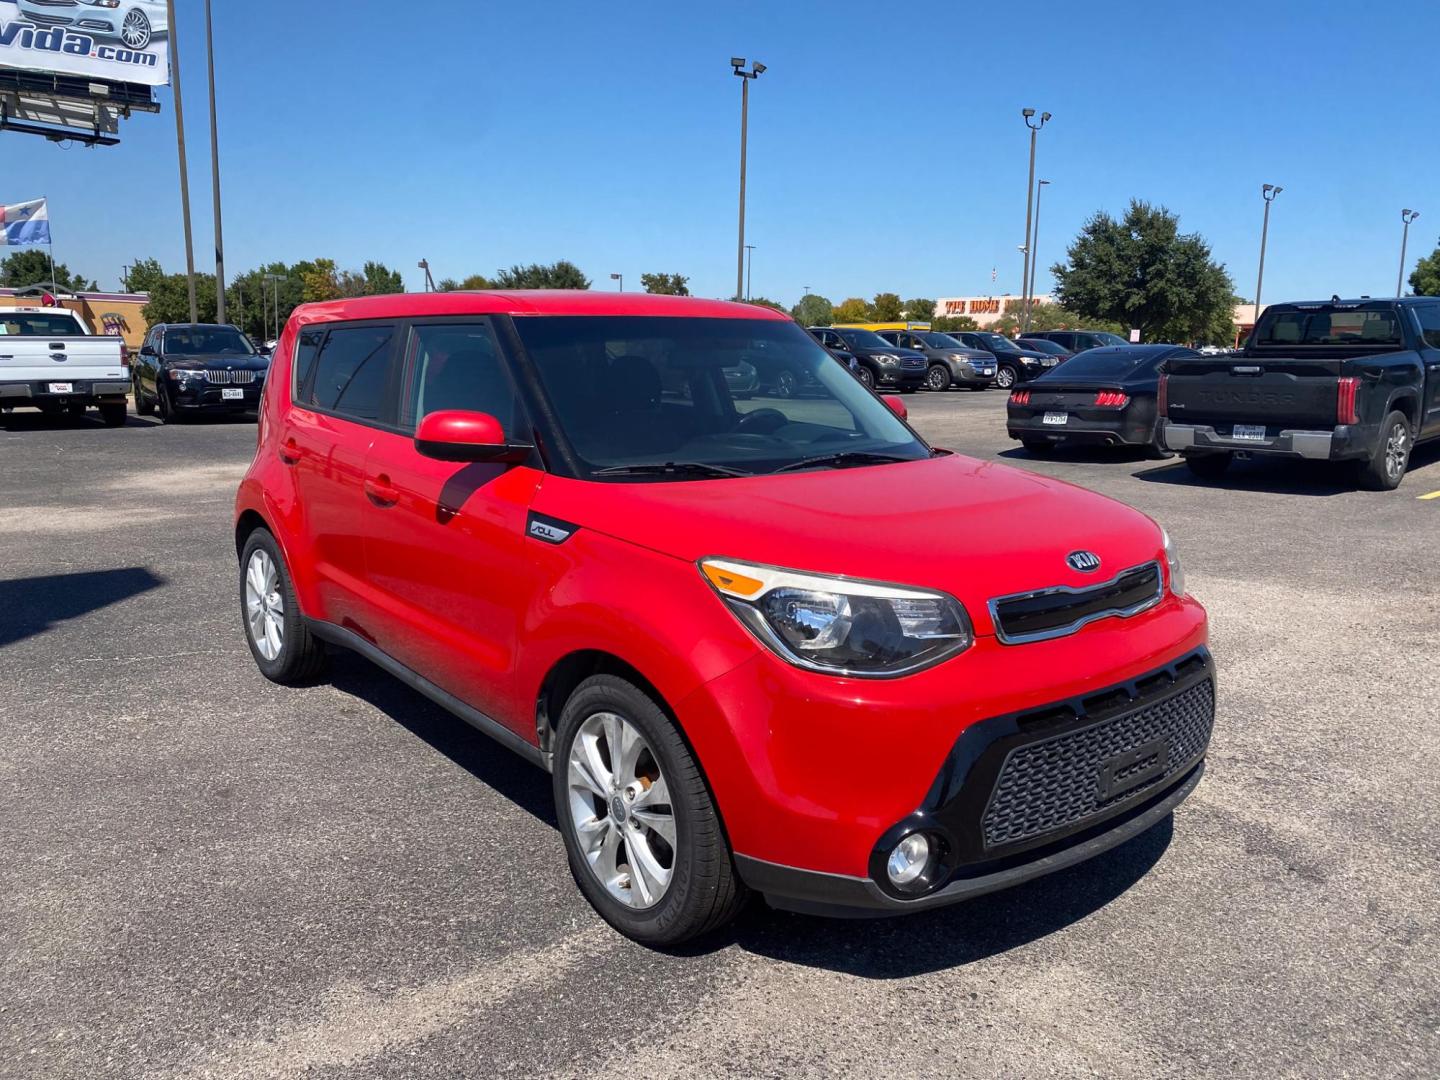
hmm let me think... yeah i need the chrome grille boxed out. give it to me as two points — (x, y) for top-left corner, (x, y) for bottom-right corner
(204, 369), (256, 385)
(989, 562), (1164, 645)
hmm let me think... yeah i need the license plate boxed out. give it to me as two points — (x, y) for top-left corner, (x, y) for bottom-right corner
(1231, 424), (1266, 441)
(1043, 411), (1068, 425)
(48, 382), (73, 393)
(222, 388), (244, 400)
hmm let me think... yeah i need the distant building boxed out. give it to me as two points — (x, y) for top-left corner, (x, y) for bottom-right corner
(935, 294), (1054, 328)
(0, 286), (149, 349)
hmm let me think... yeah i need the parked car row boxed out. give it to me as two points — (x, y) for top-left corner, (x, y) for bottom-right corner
(1006, 297), (1440, 492)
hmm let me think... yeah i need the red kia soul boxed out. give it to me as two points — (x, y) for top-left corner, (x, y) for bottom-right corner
(235, 291), (1213, 946)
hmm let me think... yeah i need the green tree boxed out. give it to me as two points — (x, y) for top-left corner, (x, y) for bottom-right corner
(790, 293), (834, 326)
(1052, 199), (1235, 343)
(902, 298), (936, 321)
(871, 292), (903, 321)
(301, 258), (342, 303)
(991, 302), (1127, 337)
(1409, 240), (1440, 297)
(0, 250), (97, 291)
(640, 272), (690, 295)
(226, 262), (305, 341)
(493, 260), (590, 289)
(438, 273), (495, 291)
(834, 297), (872, 323)
(125, 257), (166, 294)
(143, 272), (219, 324)
(744, 297), (788, 313)
(932, 315), (980, 333)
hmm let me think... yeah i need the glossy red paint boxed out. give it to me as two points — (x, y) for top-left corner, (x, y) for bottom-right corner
(883, 394), (908, 419)
(236, 292), (1208, 889)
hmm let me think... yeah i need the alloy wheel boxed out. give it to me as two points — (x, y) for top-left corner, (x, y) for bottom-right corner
(1385, 422), (1410, 482)
(566, 711), (675, 909)
(776, 370), (798, 398)
(995, 366), (1016, 389)
(121, 9), (152, 49)
(856, 366), (875, 389)
(926, 366), (949, 391)
(244, 549), (284, 661)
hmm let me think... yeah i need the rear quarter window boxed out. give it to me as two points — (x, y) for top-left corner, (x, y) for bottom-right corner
(301, 324), (396, 421)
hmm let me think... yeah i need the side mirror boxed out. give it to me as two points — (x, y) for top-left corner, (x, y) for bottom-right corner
(140, 345), (157, 357)
(414, 410), (532, 463)
(883, 395), (908, 420)
(256, 343), (273, 357)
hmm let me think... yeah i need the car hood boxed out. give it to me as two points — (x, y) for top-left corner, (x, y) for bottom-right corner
(533, 454), (1164, 636)
(163, 354), (269, 370)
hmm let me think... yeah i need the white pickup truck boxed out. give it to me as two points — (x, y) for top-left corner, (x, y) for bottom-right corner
(0, 307), (130, 427)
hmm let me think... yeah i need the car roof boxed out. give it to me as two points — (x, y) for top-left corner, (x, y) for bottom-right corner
(291, 290), (792, 326)
(1070, 344), (1191, 358)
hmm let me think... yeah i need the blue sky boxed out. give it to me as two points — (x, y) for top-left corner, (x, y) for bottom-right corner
(2, 0), (1435, 303)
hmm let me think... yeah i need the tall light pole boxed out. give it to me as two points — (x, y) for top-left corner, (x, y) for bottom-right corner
(732, 58), (765, 302)
(204, 0), (226, 323)
(165, 0), (198, 324)
(1398, 209), (1420, 297)
(263, 273), (283, 343)
(610, 272), (623, 292)
(1027, 179), (1050, 318)
(1255, 183), (1282, 323)
(417, 259), (435, 292)
(1019, 108), (1051, 334)
(744, 244), (756, 301)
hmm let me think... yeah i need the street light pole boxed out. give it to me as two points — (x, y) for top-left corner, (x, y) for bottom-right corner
(732, 58), (765, 302)
(165, 0), (198, 324)
(1027, 179), (1050, 319)
(1398, 209), (1420, 297)
(204, 0), (226, 323)
(744, 244), (756, 301)
(1019, 109), (1050, 335)
(1255, 183), (1282, 323)
(610, 272), (623, 292)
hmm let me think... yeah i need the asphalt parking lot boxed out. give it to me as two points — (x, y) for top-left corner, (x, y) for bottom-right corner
(2, 393), (1438, 1080)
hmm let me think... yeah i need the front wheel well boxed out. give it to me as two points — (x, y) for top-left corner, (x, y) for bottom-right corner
(535, 650), (670, 756)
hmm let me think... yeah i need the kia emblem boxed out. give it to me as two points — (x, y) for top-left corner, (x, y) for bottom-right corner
(1067, 551), (1101, 573)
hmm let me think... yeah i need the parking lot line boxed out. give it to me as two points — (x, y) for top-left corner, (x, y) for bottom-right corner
(1417, 489), (1440, 500)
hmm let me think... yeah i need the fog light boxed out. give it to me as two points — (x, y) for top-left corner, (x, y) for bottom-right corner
(886, 833), (931, 887)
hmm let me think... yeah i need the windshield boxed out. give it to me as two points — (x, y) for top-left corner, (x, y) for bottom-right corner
(515, 316), (930, 479)
(972, 332), (1016, 351)
(1047, 347), (1168, 378)
(0, 312), (84, 336)
(833, 328), (892, 349)
(916, 332), (963, 348)
(1256, 308), (1403, 347)
(1019, 338), (1069, 355)
(163, 326), (255, 356)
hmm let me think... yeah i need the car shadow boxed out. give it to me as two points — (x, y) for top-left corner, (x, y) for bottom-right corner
(0, 567), (166, 648)
(713, 817), (1173, 977)
(0, 410), (166, 431)
(1131, 456), (1359, 496)
(324, 649), (556, 827)
(997, 445), (1158, 466)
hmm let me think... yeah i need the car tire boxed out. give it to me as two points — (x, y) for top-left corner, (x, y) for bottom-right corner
(855, 365), (875, 390)
(994, 365), (1018, 390)
(100, 403), (127, 427)
(1021, 439), (1054, 457)
(925, 365), (951, 391)
(774, 370), (799, 398)
(1357, 411), (1412, 491)
(1143, 442), (1173, 460)
(1184, 452), (1232, 480)
(553, 674), (746, 947)
(157, 383), (178, 424)
(133, 376), (154, 416)
(239, 528), (328, 685)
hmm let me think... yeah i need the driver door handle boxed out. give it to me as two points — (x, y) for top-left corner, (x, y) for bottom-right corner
(364, 474), (400, 507)
(278, 438), (302, 465)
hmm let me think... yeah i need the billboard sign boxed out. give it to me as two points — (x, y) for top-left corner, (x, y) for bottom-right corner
(0, 1), (169, 87)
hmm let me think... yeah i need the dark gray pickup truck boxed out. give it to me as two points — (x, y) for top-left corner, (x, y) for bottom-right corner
(1161, 298), (1440, 490)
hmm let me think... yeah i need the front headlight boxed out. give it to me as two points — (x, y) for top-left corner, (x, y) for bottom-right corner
(872, 353), (899, 365)
(700, 558), (973, 677)
(1162, 529), (1185, 596)
(167, 368), (205, 382)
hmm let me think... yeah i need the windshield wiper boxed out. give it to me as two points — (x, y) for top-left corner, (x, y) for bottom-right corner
(592, 462), (754, 479)
(772, 451), (917, 474)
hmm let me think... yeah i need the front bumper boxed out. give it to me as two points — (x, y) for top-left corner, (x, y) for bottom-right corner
(877, 365), (927, 388)
(171, 383), (264, 410)
(729, 646), (1213, 915)
(1163, 421), (1373, 461)
(953, 364), (996, 386)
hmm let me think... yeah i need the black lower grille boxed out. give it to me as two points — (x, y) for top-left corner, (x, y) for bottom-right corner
(991, 561), (1163, 644)
(981, 678), (1214, 849)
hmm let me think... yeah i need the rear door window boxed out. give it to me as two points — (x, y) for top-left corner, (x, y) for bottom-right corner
(302, 323), (397, 422)
(398, 321), (527, 437)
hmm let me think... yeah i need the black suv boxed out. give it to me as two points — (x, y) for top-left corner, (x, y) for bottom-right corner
(949, 331), (1058, 389)
(1023, 330), (1130, 354)
(132, 323), (272, 423)
(807, 327), (926, 391)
